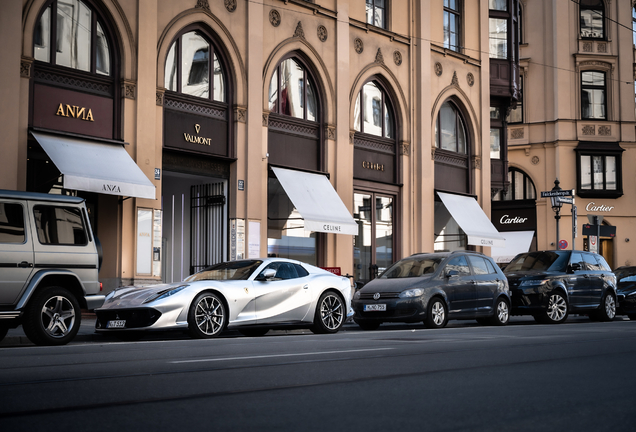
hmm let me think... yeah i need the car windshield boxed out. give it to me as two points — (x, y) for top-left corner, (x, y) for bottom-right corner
(185, 260), (263, 281)
(615, 269), (636, 283)
(505, 252), (569, 272)
(380, 257), (444, 279)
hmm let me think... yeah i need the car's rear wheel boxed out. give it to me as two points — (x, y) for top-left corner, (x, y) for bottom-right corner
(354, 319), (381, 331)
(23, 286), (81, 346)
(187, 292), (226, 338)
(311, 292), (345, 334)
(490, 298), (510, 326)
(595, 292), (616, 322)
(425, 297), (448, 329)
(541, 291), (568, 324)
(239, 328), (269, 337)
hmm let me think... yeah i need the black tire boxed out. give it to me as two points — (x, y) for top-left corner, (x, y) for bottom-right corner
(22, 286), (81, 346)
(0, 325), (8, 342)
(187, 292), (226, 338)
(628, 314), (636, 321)
(597, 292), (616, 322)
(354, 319), (381, 331)
(541, 291), (569, 324)
(425, 297), (448, 329)
(239, 328), (269, 337)
(311, 291), (345, 334)
(490, 298), (510, 326)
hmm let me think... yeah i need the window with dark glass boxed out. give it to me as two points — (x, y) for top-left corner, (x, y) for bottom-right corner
(580, 0), (604, 39)
(443, 0), (461, 52)
(33, 206), (87, 246)
(575, 143), (623, 198)
(366, 0), (387, 29)
(353, 81), (395, 138)
(581, 71), (606, 120)
(33, 0), (111, 76)
(0, 203), (26, 244)
(435, 101), (466, 154)
(507, 76), (523, 123)
(268, 58), (317, 121)
(495, 168), (536, 201)
(165, 30), (226, 102)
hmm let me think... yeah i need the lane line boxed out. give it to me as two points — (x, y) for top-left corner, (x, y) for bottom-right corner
(169, 347), (395, 364)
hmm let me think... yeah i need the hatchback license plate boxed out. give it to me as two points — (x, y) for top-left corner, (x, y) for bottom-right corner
(107, 320), (126, 329)
(364, 304), (386, 312)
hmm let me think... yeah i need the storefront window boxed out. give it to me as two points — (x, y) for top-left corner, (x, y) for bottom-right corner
(434, 200), (466, 252)
(354, 192), (393, 282)
(164, 30), (226, 102)
(33, 0), (111, 76)
(267, 176), (317, 265)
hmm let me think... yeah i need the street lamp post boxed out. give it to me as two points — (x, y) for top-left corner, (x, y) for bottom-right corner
(550, 179), (563, 250)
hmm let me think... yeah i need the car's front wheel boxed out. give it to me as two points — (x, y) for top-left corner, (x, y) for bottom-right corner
(425, 297), (448, 329)
(187, 292), (226, 338)
(23, 286), (81, 346)
(595, 292), (616, 322)
(311, 292), (345, 334)
(541, 291), (568, 324)
(490, 298), (510, 326)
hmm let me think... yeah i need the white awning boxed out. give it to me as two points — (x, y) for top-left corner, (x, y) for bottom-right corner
(437, 192), (506, 248)
(491, 231), (535, 264)
(32, 131), (156, 200)
(272, 167), (358, 235)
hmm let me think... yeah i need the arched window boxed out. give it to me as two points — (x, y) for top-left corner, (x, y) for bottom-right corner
(165, 30), (226, 102)
(268, 58), (317, 121)
(580, 0), (605, 39)
(495, 168), (536, 201)
(353, 81), (395, 139)
(435, 101), (466, 154)
(33, 0), (111, 76)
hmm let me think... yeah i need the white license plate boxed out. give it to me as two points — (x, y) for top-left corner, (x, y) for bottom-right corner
(107, 320), (126, 329)
(364, 304), (386, 312)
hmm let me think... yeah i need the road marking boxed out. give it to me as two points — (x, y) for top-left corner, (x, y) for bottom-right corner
(169, 347), (395, 364)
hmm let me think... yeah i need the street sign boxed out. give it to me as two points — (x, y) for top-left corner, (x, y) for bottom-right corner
(582, 224), (616, 237)
(558, 239), (568, 250)
(589, 235), (598, 253)
(556, 196), (573, 204)
(540, 190), (573, 198)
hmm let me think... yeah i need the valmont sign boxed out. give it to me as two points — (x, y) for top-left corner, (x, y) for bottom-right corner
(183, 124), (213, 146)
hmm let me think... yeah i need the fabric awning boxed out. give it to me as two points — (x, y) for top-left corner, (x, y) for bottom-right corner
(437, 192), (506, 248)
(32, 131), (156, 200)
(490, 231), (535, 264)
(272, 167), (358, 235)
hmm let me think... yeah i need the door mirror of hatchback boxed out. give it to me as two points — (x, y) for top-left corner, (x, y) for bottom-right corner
(445, 269), (460, 278)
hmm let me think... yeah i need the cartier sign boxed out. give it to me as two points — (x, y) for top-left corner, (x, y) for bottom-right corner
(586, 202), (614, 212)
(492, 206), (536, 232)
(499, 215), (528, 225)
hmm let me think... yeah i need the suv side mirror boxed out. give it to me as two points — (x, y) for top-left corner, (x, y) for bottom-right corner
(569, 263), (582, 272)
(256, 268), (277, 281)
(445, 269), (460, 278)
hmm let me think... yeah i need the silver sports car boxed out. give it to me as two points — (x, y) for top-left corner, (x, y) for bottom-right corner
(95, 258), (353, 338)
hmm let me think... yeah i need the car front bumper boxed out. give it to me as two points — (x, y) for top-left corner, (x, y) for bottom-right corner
(352, 297), (426, 323)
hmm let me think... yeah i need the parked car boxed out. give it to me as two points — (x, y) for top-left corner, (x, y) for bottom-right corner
(613, 266), (636, 320)
(352, 251), (511, 330)
(95, 258), (352, 338)
(504, 250), (617, 324)
(0, 189), (104, 345)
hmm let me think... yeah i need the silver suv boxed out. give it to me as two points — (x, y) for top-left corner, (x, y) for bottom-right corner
(0, 190), (104, 345)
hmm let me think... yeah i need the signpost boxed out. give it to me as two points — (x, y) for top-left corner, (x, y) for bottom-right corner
(541, 188), (576, 250)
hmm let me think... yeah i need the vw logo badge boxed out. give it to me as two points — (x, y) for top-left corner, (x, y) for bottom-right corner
(373, 292), (381, 300)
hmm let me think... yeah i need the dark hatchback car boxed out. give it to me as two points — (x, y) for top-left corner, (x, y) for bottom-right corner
(352, 251), (511, 330)
(504, 250), (617, 324)
(613, 266), (636, 320)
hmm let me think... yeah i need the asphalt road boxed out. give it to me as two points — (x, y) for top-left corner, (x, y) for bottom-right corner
(1, 317), (635, 431)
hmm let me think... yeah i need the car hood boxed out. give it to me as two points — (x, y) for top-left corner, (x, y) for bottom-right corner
(360, 275), (434, 293)
(505, 270), (563, 282)
(99, 282), (189, 309)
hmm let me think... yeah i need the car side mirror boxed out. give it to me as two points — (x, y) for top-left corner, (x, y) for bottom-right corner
(569, 263), (582, 273)
(445, 269), (459, 278)
(256, 268), (277, 281)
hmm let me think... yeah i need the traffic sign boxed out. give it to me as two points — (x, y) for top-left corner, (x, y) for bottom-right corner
(558, 239), (568, 250)
(556, 196), (573, 204)
(540, 190), (573, 198)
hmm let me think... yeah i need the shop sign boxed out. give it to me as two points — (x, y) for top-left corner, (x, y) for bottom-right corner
(585, 202), (614, 212)
(491, 206), (536, 232)
(362, 161), (385, 171)
(55, 104), (94, 121)
(499, 215), (528, 225)
(163, 109), (228, 157)
(354, 148), (394, 184)
(321, 267), (342, 276)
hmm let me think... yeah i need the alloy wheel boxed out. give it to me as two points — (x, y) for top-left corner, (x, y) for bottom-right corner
(319, 294), (344, 331)
(194, 295), (225, 336)
(431, 301), (445, 326)
(546, 294), (567, 322)
(497, 300), (509, 324)
(604, 294), (616, 320)
(41, 295), (76, 339)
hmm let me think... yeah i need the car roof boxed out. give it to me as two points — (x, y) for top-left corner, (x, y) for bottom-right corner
(0, 189), (85, 204)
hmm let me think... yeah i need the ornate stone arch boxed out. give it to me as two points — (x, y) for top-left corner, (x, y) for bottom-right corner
(157, 8), (246, 106)
(263, 38), (335, 126)
(22, 0), (136, 80)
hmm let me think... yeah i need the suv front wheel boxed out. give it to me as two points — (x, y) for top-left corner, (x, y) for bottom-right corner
(23, 287), (82, 346)
(540, 291), (569, 324)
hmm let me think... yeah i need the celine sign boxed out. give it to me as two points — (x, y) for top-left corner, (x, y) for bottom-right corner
(55, 103), (94, 121)
(362, 161), (385, 171)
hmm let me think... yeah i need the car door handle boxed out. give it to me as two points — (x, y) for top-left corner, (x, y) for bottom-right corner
(303, 284), (309, 290)
(18, 261), (33, 268)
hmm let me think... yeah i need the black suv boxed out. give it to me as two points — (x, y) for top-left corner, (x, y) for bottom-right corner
(504, 250), (616, 324)
(352, 251), (511, 329)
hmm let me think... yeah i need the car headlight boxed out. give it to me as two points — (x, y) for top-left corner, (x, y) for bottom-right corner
(519, 279), (548, 287)
(354, 291), (361, 300)
(400, 288), (425, 298)
(143, 285), (188, 304)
